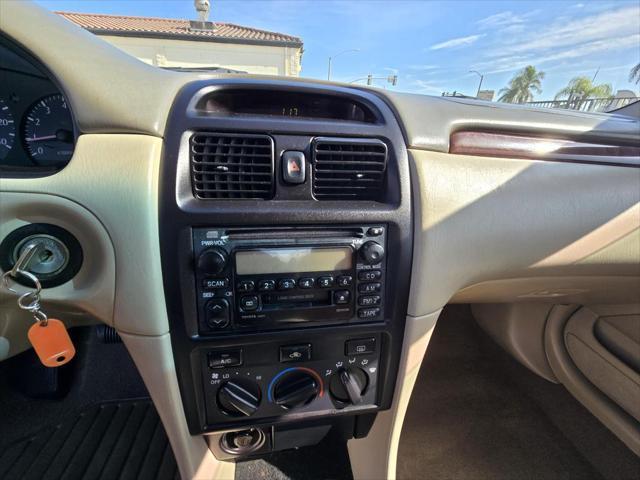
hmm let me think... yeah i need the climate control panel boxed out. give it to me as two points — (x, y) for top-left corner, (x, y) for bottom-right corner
(201, 333), (382, 428)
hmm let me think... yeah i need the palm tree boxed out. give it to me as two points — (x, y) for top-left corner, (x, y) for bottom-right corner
(497, 66), (545, 103)
(554, 77), (612, 106)
(630, 63), (640, 84)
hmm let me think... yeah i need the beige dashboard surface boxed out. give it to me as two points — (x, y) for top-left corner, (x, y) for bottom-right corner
(409, 150), (640, 316)
(0, 1), (185, 136)
(1, 135), (168, 337)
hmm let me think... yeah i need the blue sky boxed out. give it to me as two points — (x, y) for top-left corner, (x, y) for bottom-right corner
(36, 0), (640, 99)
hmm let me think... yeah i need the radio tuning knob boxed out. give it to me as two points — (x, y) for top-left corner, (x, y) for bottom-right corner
(360, 241), (385, 265)
(197, 248), (228, 275)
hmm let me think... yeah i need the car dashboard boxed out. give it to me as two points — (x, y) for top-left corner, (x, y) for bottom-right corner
(1, 3), (639, 479)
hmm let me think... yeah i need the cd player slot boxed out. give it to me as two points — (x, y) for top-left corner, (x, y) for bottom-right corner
(226, 228), (363, 240)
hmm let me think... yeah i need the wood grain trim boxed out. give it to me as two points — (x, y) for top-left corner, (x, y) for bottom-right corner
(450, 131), (640, 167)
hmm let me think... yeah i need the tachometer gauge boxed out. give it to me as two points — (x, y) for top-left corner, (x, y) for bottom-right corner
(23, 94), (74, 166)
(0, 99), (16, 161)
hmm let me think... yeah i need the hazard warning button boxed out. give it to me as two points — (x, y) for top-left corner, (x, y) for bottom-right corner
(282, 151), (306, 184)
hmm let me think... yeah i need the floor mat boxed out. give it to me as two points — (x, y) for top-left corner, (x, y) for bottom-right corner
(397, 305), (640, 480)
(0, 400), (179, 480)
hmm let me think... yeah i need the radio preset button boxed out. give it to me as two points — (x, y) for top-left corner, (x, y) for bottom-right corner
(237, 280), (255, 292)
(277, 279), (296, 290)
(280, 344), (312, 363)
(298, 277), (315, 289)
(337, 275), (353, 287)
(203, 278), (229, 289)
(317, 276), (335, 288)
(358, 270), (381, 281)
(258, 279), (276, 291)
(240, 295), (259, 311)
(358, 282), (381, 293)
(333, 290), (351, 305)
(358, 307), (381, 319)
(359, 295), (381, 306)
(205, 299), (230, 328)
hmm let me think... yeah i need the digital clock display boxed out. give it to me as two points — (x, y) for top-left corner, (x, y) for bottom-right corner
(202, 89), (377, 123)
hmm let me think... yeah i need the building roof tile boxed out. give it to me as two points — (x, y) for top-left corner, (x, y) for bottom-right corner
(56, 11), (303, 47)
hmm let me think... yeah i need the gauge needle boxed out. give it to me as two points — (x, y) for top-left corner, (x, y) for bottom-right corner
(26, 135), (57, 142)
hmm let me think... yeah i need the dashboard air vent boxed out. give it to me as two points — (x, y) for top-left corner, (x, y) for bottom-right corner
(190, 133), (274, 199)
(312, 137), (388, 200)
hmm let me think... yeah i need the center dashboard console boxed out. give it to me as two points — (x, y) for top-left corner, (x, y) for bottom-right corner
(159, 79), (412, 458)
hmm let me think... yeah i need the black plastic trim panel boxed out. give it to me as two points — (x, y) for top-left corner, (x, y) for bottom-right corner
(160, 78), (412, 434)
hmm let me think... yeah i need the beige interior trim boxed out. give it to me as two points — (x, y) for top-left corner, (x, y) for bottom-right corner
(1, 134), (169, 336)
(452, 276), (640, 305)
(533, 203), (640, 267)
(0, 192), (115, 359)
(120, 332), (235, 480)
(348, 310), (441, 480)
(0, 1), (185, 137)
(409, 149), (640, 315)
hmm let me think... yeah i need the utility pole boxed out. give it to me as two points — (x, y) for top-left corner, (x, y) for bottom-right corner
(327, 49), (360, 81)
(469, 70), (484, 97)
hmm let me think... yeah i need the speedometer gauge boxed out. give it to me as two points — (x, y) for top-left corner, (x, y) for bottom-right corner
(23, 94), (74, 166)
(0, 99), (16, 161)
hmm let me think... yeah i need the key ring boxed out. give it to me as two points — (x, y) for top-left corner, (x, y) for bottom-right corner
(2, 269), (46, 325)
(2, 268), (42, 298)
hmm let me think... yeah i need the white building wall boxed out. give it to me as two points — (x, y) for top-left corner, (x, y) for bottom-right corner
(98, 35), (302, 76)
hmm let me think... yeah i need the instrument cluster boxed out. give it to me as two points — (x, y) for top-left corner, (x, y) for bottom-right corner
(0, 40), (75, 172)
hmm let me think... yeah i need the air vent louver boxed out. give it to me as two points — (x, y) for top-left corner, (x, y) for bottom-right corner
(190, 133), (274, 199)
(312, 137), (388, 200)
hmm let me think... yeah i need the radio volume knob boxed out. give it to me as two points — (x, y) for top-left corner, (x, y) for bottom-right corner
(360, 241), (385, 265)
(197, 248), (228, 275)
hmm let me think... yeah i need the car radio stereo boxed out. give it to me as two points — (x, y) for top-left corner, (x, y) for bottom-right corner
(193, 224), (387, 334)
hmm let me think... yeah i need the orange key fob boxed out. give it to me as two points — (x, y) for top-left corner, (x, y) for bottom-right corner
(27, 318), (76, 367)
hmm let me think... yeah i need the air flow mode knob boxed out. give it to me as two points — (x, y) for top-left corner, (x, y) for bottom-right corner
(360, 241), (385, 265)
(197, 248), (228, 275)
(329, 367), (369, 407)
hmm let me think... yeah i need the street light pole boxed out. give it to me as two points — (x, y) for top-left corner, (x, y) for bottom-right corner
(469, 70), (484, 97)
(327, 49), (360, 81)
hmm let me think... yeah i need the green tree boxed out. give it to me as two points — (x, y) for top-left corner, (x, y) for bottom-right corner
(497, 65), (545, 103)
(554, 76), (613, 103)
(630, 63), (640, 84)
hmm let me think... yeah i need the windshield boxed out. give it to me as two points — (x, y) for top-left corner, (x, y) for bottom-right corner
(38, 0), (640, 113)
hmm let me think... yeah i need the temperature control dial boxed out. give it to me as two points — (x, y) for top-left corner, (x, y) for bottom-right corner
(197, 248), (228, 275)
(329, 367), (369, 407)
(271, 368), (322, 410)
(217, 379), (261, 417)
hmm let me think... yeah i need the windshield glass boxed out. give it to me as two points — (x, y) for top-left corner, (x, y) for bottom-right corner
(37, 0), (640, 113)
